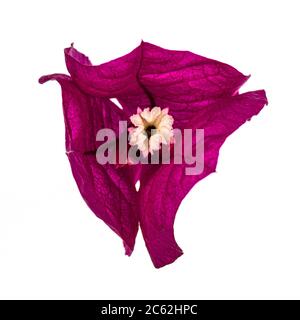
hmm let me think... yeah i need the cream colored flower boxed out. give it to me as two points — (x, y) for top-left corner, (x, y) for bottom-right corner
(129, 106), (174, 156)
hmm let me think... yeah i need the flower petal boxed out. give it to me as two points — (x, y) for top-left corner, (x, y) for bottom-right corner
(64, 45), (152, 115)
(150, 106), (162, 119)
(149, 133), (162, 154)
(139, 42), (249, 104)
(139, 90), (268, 268)
(39, 74), (139, 255)
(140, 107), (153, 122)
(158, 114), (174, 129)
(130, 113), (144, 127)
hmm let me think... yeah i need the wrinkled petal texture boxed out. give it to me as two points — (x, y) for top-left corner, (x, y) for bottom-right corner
(139, 90), (267, 268)
(39, 74), (138, 255)
(64, 45), (152, 116)
(39, 42), (268, 268)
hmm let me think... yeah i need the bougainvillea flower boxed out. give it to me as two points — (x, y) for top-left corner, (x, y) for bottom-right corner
(129, 106), (174, 156)
(39, 42), (268, 268)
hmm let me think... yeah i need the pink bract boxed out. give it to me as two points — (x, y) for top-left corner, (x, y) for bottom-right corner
(39, 42), (268, 268)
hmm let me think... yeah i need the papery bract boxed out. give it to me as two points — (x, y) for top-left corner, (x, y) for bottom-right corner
(39, 42), (268, 268)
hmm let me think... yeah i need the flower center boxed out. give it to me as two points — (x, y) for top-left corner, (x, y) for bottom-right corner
(145, 125), (156, 139)
(128, 106), (174, 157)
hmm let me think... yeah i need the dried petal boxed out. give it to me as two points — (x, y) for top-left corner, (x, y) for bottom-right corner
(39, 74), (138, 254)
(139, 90), (268, 268)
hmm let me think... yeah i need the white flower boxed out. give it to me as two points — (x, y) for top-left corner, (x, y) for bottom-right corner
(129, 106), (174, 157)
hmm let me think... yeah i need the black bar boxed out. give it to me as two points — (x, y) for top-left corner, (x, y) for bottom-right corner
(0, 300), (299, 319)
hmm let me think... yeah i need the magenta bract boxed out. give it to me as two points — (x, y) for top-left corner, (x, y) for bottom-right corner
(39, 42), (268, 268)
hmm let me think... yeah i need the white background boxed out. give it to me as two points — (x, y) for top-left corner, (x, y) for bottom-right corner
(0, 0), (299, 299)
